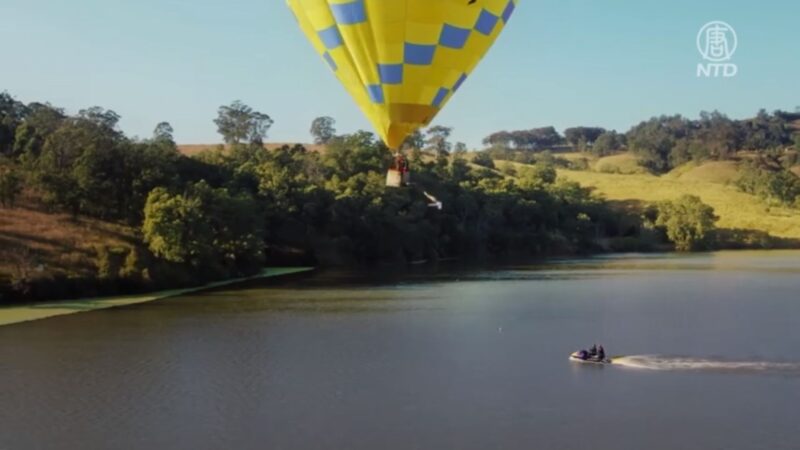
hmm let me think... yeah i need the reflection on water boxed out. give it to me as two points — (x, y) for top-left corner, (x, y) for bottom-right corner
(2, 251), (800, 450)
(290, 251), (800, 288)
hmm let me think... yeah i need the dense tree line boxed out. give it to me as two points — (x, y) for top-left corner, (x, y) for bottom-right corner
(1, 92), (658, 302)
(483, 109), (800, 171)
(625, 110), (796, 172)
(483, 127), (565, 150)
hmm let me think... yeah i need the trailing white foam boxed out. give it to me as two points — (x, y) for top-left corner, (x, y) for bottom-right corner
(612, 355), (800, 374)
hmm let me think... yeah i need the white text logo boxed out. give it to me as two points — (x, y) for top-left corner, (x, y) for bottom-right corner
(697, 21), (738, 78)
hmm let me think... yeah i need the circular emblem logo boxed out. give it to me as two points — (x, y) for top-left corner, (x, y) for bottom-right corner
(697, 21), (737, 62)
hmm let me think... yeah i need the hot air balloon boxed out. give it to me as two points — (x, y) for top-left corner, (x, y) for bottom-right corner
(286, 0), (517, 188)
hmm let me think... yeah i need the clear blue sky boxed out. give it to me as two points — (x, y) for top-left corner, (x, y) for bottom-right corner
(1, 0), (798, 148)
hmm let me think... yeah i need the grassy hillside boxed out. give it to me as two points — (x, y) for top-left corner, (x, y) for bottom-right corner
(665, 161), (742, 184)
(0, 201), (139, 283)
(558, 168), (800, 240)
(594, 153), (649, 174)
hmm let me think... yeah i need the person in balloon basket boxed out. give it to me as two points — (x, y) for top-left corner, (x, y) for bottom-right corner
(394, 153), (410, 186)
(397, 154), (410, 173)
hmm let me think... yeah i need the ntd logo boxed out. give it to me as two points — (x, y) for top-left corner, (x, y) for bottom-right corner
(696, 21), (738, 78)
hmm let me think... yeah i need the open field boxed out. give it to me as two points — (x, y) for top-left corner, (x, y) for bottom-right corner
(558, 168), (800, 239)
(498, 150), (800, 240)
(665, 161), (742, 184)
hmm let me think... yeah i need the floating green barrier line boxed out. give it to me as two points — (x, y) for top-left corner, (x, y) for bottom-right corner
(0, 267), (314, 327)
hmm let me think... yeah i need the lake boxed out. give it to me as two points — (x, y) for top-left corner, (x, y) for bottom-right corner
(2, 251), (799, 450)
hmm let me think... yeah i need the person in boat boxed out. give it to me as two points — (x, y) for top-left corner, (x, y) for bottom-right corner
(577, 349), (589, 360)
(588, 344), (598, 357)
(597, 345), (606, 361)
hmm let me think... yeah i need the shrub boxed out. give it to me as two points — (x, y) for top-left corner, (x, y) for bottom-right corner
(95, 245), (127, 279)
(472, 152), (495, 169)
(655, 195), (718, 251)
(737, 164), (800, 207)
(0, 163), (22, 208)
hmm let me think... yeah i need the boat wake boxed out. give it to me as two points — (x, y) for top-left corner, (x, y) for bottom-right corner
(612, 355), (800, 375)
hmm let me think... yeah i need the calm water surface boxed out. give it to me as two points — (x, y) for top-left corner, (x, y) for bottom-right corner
(2, 251), (800, 450)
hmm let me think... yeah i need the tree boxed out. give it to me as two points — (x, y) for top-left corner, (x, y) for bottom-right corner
(201, 186), (265, 270)
(25, 108), (169, 221)
(695, 111), (741, 160)
(450, 157), (471, 183)
(483, 127), (564, 151)
(310, 116), (336, 144)
(14, 103), (65, 161)
(483, 130), (514, 148)
(425, 125), (453, 175)
(0, 92), (29, 156)
(426, 126), (453, 155)
(33, 117), (117, 215)
(517, 127), (564, 150)
(323, 131), (389, 178)
(737, 164), (800, 207)
(518, 163), (556, 189)
(655, 195), (717, 251)
(0, 164), (22, 207)
(402, 129), (425, 151)
(472, 152), (495, 169)
(214, 101), (274, 145)
(592, 131), (625, 156)
(153, 122), (175, 144)
(740, 109), (790, 151)
(626, 115), (690, 172)
(119, 139), (181, 222)
(564, 127), (606, 150)
(143, 186), (212, 265)
(142, 182), (264, 271)
(78, 107), (121, 130)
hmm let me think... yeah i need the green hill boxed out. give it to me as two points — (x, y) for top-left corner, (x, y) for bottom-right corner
(557, 168), (800, 240)
(669, 161), (740, 183)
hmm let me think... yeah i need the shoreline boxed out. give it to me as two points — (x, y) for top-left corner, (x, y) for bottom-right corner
(0, 267), (313, 327)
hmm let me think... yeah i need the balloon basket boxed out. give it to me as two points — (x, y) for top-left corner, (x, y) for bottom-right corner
(386, 170), (410, 188)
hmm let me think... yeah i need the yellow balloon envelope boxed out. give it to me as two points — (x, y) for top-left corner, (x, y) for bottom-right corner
(286, 0), (518, 149)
